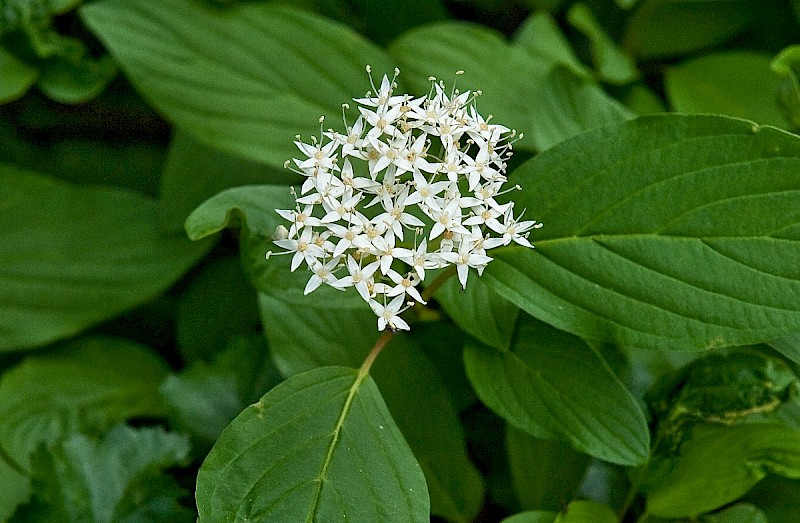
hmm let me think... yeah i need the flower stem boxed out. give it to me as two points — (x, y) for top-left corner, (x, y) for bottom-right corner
(359, 330), (395, 377)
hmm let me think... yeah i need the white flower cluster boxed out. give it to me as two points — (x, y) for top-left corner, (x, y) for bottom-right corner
(270, 67), (541, 331)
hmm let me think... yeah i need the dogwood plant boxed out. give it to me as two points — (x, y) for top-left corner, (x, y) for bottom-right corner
(270, 67), (542, 331)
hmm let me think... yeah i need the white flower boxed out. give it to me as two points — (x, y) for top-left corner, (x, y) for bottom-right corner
(438, 239), (493, 289)
(305, 257), (342, 295)
(369, 294), (411, 331)
(273, 227), (326, 272)
(332, 255), (380, 302)
(271, 67), (540, 331)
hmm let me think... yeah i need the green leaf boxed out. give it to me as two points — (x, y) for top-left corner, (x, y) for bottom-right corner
(175, 256), (260, 362)
(26, 425), (191, 523)
(0, 337), (170, 473)
(706, 504), (767, 523)
(0, 165), (210, 350)
(743, 475), (800, 522)
(434, 270), (519, 351)
(566, 3), (639, 85)
(486, 114), (800, 351)
(370, 335), (484, 522)
(512, 12), (590, 79)
(160, 131), (293, 233)
(529, 66), (634, 151)
(0, 49), (38, 103)
(185, 184), (294, 241)
(622, 0), (755, 60)
(389, 22), (553, 152)
(464, 315), (649, 465)
(502, 511), (557, 523)
(642, 423), (800, 517)
(772, 45), (800, 131)
(160, 336), (276, 447)
(554, 500), (616, 523)
(0, 456), (29, 522)
(196, 366), (429, 522)
(769, 333), (800, 366)
(665, 52), (784, 127)
(80, 0), (394, 168)
(506, 425), (591, 511)
(258, 292), (376, 376)
(36, 45), (117, 104)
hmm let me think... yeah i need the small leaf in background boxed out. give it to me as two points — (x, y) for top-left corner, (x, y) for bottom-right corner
(772, 45), (800, 131)
(622, 0), (756, 59)
(160, 335), (277, 448)
(464, 315), (649, 465)
(371, 335), (484, 522)
(566, 3), (639, 85)
(705, 503), (768, 523)
(647, 348), (799, 456)
(80, 0), (395, 168)
(528, 66), (634, 151)
(623, 83), (667, 115)
(0, 49), (38, 103)
(0, 337), (170, 470)
(643, 423), (800, 517)
(196, 366), (429, 522)
(512, 12), (591, 80)
(742, 475), (800, 522)
(0, 165), (210, 350)
(487, 114), (800, 351)
(502, 510), (557, 523)
(36, 41), (118, 104)
(506, 425), (591, 511)
(159, 131), (294, 233)
(665, 51), (784, 127)
(641, 348), (800, 517)
(554, 500), (616, 523)
(184, 184), (294, 242)
(769, 332), (800, 366)
(434, 269), (519, 352)
(21, 425), (192, 523)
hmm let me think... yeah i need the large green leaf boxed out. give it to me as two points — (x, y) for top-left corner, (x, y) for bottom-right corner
(196, 366), (429, 522)
(642, 423), (800, 517)
(0, 337), (170, 472)
(464, 315), (649, 465)
(80, 0), (394, 168)
(665, 52), (784, 127)
(485, 114), (800, 351)
(0, 165), (210, 350)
